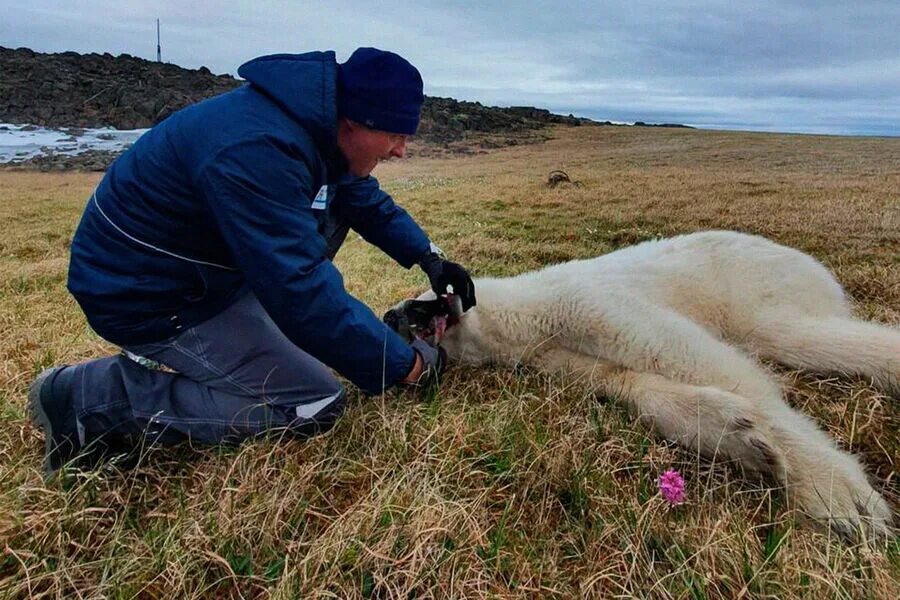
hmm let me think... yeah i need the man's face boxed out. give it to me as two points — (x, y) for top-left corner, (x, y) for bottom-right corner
(337, 119), (409, 177)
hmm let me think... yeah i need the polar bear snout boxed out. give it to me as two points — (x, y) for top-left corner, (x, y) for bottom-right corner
(384, 297), (455, 345)
(383, 300), (415, 342)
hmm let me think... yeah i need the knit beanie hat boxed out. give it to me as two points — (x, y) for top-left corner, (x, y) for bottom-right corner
(337, 47), (424, 135)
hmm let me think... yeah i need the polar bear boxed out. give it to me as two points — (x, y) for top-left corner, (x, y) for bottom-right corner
(386, 230), (898, 541)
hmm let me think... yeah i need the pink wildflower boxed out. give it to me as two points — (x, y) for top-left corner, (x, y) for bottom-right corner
(658, 469), (686, 505)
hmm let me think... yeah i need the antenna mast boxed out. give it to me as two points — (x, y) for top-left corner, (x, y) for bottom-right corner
(156, 19), (161, 62)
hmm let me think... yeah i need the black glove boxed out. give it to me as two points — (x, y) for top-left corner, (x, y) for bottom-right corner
(419, 252), (477, 311)
(409, 338), (447, 387)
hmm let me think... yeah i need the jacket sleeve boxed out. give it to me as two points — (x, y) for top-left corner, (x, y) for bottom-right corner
(196, 136), (416, 394)
(333, 176), (431, 268)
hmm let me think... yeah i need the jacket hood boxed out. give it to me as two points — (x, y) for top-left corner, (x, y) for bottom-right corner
(238, 51), (338, 154)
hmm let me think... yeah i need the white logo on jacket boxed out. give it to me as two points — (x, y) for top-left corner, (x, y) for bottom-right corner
(311, 185), (330, 210)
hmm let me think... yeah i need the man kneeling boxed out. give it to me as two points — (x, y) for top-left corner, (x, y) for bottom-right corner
(28, 47), (474, 475)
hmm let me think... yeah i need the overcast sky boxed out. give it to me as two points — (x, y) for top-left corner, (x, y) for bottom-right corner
(3, 1), (899, 136)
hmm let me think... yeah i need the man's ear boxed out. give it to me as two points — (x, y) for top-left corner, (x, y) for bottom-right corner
(340, 117), (361, 132)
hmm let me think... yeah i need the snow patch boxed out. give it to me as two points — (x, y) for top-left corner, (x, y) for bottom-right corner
(0, 123), (148, 163)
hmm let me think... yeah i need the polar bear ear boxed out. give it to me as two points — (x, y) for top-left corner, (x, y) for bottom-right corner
(383, 300), (415, 342)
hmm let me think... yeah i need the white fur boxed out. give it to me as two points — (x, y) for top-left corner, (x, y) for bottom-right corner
(417, 231), (899, 540)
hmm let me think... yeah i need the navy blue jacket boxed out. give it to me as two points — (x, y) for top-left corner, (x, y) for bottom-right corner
(67, 51), (431, 394)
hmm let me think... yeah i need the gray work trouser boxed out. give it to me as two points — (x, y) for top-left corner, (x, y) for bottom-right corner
(70, 290), (347, 448)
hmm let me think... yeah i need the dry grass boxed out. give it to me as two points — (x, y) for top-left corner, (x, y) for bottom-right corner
(1, 125), (899, 598)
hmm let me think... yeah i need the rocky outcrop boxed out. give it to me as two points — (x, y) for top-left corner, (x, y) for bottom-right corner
(15, 149), (117, 172)
(0, 46), (593, 140)
(1, 47), (239, 129)
(0, 46), (687, 171)
(416, 97), (588, 144)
